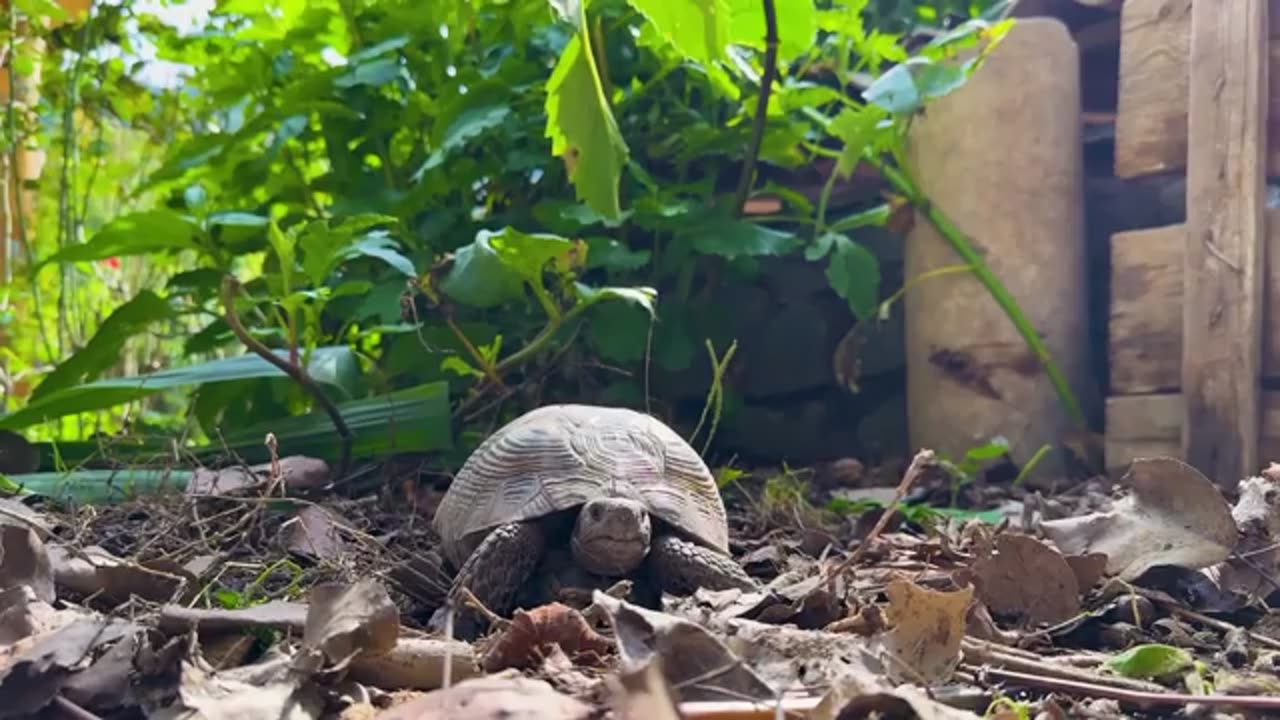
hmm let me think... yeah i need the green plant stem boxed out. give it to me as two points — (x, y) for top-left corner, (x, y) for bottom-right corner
(220, 276), (352, 481)
(865, 151), (1086, 429)
(443, 312), (506, 390)
(732, 0), (779, 218)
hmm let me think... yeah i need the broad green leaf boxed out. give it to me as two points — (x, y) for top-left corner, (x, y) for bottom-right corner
(628, 0), (730, 64)
(864, 58), (969, 115)
(545, 32), (629, 220)
(268, 221), (297, 293)
(0, 468), (195, 506)
(417, 104), (512, 176)
(587, 301), (652, 364)
(1104, 645), (1193, 680)
(828, 105), (885, 177)
(335, 56), (406, 89)
(0, 346), (360, 432)
(686, 220), (802, 260)
(824, 234), (880, 322)
(804, 231), (836, 261)
(217, 381), (452, 464)
(727, 0), (817, 62)
(31, 291), (176, 402)
(577, 284), (658, 315)
(585, 237), (651, 271)
(439, 234), (526, 309)
(4, 383), (452, 503)
(483, 227), (577, 283)
(342, 233), (417, 278)
(37, 210), (202, 268)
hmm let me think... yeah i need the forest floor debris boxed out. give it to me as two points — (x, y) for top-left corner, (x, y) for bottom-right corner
(3, 452), (1280, 718)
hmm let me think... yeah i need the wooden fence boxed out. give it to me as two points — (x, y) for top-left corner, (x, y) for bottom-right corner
(1105, 0), (1271, 486)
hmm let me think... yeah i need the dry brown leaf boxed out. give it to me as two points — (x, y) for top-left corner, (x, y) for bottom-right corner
(968, 533), (1080, 625)
(0, 616), (138, 718)
(158, 600), (309, 636)
(873, 578), (972, 685)
(61, 628), (144, 714)
(284, 505), (348, 561)
(146, 657), (324, 720)
(1206, 473), (1280, 599)
(347, 636), (480, 690)
(0, 497), (54, 538)
(0, 525), (54, 605)
(48, 544), (192, 606)
(1038, 456), (1237, 580)
(1064, 553), (1108, 592)
(481, 602), (613, 672)
(593, 591), (775, 703)
(608, 657), (681, 720)
(186, 455), (330, 496)
(301, 579), (399, 669)
(372, 671), (594, 720)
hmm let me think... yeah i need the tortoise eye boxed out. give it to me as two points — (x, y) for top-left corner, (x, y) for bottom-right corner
(590, 505), (603, 521)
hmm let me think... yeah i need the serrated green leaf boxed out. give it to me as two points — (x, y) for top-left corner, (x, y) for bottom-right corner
(828, 105), (885, 178)
(686, 220), (802, 260)
(545, 32), (629, 220)
(417, 104), (512, 177)
(1104, 644), (1193, 680)
(825, 235), (880, 322)
(37, 210), (202, 268)
(628, 0), (730, 65)
(31, 291), (176, 402)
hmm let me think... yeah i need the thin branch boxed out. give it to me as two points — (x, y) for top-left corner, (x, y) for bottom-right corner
(731, 0), (779, 217)
(220, 276), (352, 481)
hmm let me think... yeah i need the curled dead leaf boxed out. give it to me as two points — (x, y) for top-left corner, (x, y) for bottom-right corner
(0, 525), (54, 606)
(1038, 457), (1237, 580)
(873, 578), (972, 685)
(302, 579), (399, 669)
(481, 602), (613, 672)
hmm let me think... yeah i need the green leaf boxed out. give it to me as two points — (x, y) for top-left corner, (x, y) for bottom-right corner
(37, 210), (201, 268)
(417, 104), (513, 177)
(1104, 645), (1193, 681)
(0, 346), (360, 432)
(335, 56), (406, 89)
(31, 291), (176, 402)
(342, 232), (417, 278)
(864, 58), (969, 115)
(628, 0), (730, 65)
(824, 234), (880, 322)
(439, 235), (526, 309)
(3, 383), (452, 504)
(585, 237), (651, 271)
(483, 227), (576, 284)
(686, 220), (802, 260)
(586, 300), (652, 364)
(727, 0), (817, 62)
(545, 32), (630, 220)
(829, 105), (885, 178)
(577, 283), (658, 315)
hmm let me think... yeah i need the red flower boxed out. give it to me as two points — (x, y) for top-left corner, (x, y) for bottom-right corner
(101, 257), (120, 270)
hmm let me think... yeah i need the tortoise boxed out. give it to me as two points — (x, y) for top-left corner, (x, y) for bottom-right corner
(430, 404), (757, 637)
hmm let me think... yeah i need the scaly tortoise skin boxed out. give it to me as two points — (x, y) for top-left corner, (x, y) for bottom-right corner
(430, 404), (756, 637)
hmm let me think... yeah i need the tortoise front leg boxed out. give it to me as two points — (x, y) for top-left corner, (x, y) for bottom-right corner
(647, 533), (757, 595)
(435, 521), (546, 639)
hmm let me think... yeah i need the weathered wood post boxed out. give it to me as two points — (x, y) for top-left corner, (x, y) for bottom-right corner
(1179, 0), (1268, 484)
(901, 18), (1097, 474)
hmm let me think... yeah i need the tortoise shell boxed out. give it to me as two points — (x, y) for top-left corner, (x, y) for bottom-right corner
(432, 404), (731, 569)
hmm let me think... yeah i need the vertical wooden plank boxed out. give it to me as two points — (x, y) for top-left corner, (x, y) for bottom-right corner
(1113, 0), (1192, 178)
(1181, 0), (1269, 485)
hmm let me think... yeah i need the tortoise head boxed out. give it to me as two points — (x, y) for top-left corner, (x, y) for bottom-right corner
(570, 496), (652, 576)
